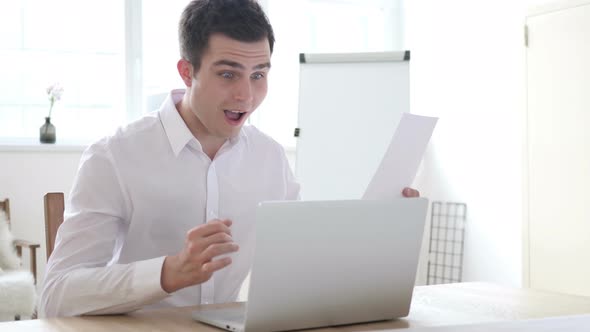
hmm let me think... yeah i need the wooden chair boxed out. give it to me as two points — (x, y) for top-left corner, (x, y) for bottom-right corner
(44, 193), (65, 260)
(0, 198), (41, 284)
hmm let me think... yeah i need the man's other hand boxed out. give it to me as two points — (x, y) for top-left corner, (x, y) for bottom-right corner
(402, 187), (420, 198)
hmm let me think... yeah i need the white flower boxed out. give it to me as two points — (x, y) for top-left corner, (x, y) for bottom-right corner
(47, 83), (64, 102)
(46, 83), (64, 118)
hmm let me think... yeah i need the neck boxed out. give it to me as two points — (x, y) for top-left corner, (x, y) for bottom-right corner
(176, 97), (225, 160)
(201, 139), (225, 160)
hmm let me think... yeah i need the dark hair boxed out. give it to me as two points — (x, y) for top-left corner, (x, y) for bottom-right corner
(179, 0), (275, 72)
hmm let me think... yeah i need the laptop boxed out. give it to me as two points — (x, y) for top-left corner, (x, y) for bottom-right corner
(192, 198), (428, 332)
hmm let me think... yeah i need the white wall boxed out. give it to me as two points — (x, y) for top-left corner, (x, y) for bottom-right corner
(409, 0), (553, 286)
(0, 147), (82, 289)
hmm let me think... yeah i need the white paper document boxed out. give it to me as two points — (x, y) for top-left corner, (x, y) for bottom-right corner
(363, 113), (438, 200)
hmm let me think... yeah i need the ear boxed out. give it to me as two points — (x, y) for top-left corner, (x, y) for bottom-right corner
(177, 59), (193, 87)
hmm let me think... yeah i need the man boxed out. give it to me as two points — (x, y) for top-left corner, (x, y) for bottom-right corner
(39, 0), (418, 318)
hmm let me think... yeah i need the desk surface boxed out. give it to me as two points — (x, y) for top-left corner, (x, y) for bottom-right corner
(4, 282), (590, 331)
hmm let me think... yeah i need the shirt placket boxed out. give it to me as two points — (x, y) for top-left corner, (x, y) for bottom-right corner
(201, 160), (219, 304)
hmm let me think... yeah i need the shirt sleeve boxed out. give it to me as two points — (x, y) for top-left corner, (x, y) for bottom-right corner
(38, 139), (170, 318)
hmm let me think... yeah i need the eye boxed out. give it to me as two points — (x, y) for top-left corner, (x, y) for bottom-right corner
(251, 72), (265, 80)
(220, 71), (235, 79)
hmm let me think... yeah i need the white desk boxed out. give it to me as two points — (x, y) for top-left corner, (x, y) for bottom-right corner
(3, 282), (590, 331)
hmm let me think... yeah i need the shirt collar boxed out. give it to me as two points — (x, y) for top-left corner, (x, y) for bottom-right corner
(159, 89), (249, 157)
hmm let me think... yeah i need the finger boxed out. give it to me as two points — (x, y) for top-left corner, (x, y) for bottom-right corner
(185, 232), (234, 256)
(202, 232), (234, 248)
(187, 221), (232, 240)
(204, 219), (232, 234)
(202, 257), (232, 273)
(202, 242), (240, 262)
(206, 218), (233, 226)
(402, 187), (420, 197)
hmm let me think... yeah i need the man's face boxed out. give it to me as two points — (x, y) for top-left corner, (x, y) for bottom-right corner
(187, 34), (271, 139)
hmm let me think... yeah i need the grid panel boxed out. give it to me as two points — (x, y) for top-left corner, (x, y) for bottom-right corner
(427, 202), (467, 285)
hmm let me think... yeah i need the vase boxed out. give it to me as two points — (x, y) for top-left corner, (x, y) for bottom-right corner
(40, 117), (56, 143)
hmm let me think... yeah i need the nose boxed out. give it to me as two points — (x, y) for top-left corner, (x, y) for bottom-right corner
(233, 78), (254, 103)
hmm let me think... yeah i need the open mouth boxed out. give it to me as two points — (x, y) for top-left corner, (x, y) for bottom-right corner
(224, 109), (247, 124)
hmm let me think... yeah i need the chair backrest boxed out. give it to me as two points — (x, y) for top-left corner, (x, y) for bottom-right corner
(44, 193), (64, 260)
(0, 198), (10, 226)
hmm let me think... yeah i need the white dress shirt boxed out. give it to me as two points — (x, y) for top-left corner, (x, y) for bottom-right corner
(39, 89), (300, 318)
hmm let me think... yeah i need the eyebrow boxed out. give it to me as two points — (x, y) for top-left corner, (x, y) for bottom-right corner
(213, 59), (271, 70)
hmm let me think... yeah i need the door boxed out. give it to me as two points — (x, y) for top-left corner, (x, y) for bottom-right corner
(526, 0), (590, 295)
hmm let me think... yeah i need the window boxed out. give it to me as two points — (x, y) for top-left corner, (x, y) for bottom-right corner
(141, 0), (188, 111)
(0, 0), (126, 141)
